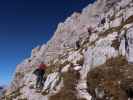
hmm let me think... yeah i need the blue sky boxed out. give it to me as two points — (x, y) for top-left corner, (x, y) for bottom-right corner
(0, 0), (95, 85)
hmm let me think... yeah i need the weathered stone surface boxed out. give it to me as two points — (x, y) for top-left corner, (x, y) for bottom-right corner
(126, 27), (133, 63)
(3, 0), (133, 100)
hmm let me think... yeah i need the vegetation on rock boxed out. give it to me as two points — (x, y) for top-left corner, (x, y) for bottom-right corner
(87, 56), (133, 100)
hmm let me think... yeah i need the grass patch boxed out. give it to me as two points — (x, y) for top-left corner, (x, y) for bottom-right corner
(87, 56), (133, 100)
(49, 68), (81, 100)
(99, 26), (120, 37)
(123, 15), (133, 26)
(4, 88), (22, 100)
(3, 85), (25, 100)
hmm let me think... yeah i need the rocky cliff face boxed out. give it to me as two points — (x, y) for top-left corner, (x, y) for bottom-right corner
(2, 0), (133, 100)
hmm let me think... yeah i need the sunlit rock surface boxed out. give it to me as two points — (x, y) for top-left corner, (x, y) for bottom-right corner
(2, 0), (133, 100)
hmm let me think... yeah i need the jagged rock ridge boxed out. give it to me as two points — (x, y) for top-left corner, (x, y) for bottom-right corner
(2, 0), (133, 100)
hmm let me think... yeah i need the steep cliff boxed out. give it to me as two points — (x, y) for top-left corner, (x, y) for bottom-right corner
(2, 0), (133, 100)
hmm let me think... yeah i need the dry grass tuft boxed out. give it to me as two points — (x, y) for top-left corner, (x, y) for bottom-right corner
(87, 56), (133, 100)
(3, 88), (22, 100)
(49, 68), (81, 100)
(123, 15), (133, 25)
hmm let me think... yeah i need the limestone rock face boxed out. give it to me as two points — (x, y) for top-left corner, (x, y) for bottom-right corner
(3, 0), (133, 100)
(126, 27), (133, 63)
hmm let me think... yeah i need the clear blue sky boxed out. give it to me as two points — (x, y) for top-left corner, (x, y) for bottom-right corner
(0, 0), (95, 85)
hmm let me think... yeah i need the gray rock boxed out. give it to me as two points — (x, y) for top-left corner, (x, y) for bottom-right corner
(5, 0), (133, 100)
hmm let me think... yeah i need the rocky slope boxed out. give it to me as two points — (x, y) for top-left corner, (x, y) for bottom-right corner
(0, 86), (6, 98)
(1, 0), (133, 100)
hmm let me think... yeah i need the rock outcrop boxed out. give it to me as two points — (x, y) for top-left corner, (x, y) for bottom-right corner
(2, 0), (133, 100)
(0, 86), (6, 98)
